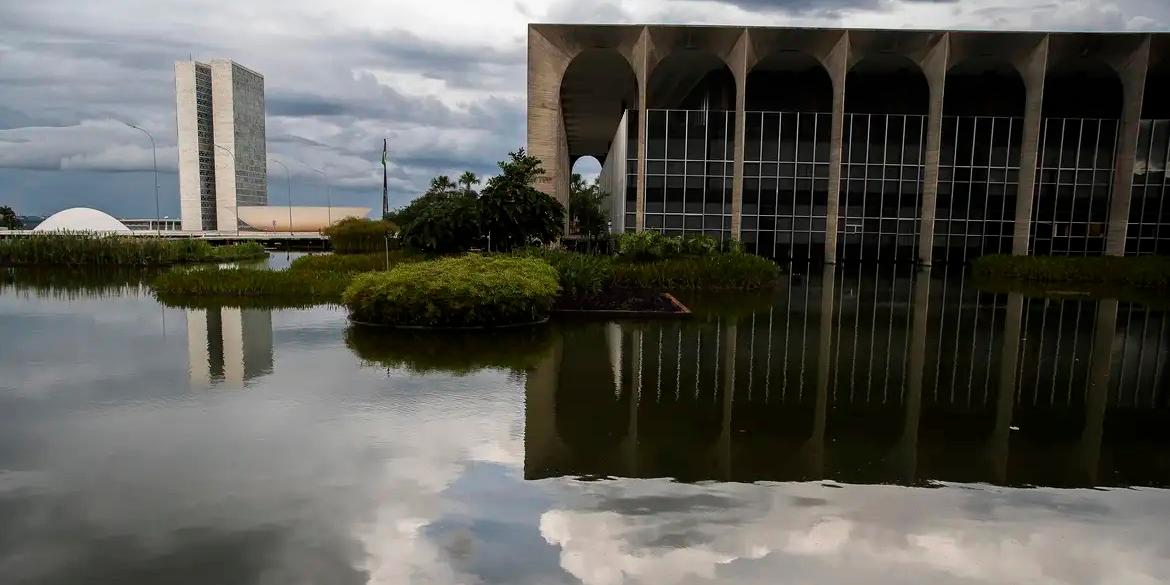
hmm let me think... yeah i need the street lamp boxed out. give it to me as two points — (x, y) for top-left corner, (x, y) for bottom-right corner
(302, 163), (331, 227)
(213, 144), (241, 235)
(268, 158), (293, 235)
(124, 122), (160, 235)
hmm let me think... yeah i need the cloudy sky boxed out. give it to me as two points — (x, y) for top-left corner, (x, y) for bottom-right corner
(1, 0), (1167, 218)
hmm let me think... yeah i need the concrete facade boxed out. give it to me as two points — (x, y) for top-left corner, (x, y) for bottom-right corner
(175, 59), (267, 232)
(530, 25), (1170, 262)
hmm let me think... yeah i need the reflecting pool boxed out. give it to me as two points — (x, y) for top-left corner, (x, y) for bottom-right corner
(1, 262), (1169, 584)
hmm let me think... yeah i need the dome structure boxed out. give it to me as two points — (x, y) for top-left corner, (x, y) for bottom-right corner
(33, 208), (132, 234)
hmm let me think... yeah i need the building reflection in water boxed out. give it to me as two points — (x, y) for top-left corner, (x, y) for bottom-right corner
(525, 265), (1170, 488)
(186, 307), (274, 387)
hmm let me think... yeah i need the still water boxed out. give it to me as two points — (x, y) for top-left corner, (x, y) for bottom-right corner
(2, 259), (1169, 584)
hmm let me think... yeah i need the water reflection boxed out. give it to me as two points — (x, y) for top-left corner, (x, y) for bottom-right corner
(526, 266), (1170, 488)
(186, 307), (274, 386)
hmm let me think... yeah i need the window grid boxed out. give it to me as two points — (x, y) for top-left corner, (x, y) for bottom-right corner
(1127, 119), (1170, 255)
(936, 115), (1023, 262)
(1029, 117), (1118, 256)
(742, 111), (832, 259)
(639, 109), (734, 241)
(838, 113), (927, 262)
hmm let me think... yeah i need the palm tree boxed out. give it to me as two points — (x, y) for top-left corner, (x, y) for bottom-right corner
(428, 175), (458, 196)
(458, 171), (479, 196)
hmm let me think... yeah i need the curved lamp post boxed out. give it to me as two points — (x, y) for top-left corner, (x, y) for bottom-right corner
(268, 158), (293, 235)
(213, 144), (241, 235)
(124, 122), (160, 235)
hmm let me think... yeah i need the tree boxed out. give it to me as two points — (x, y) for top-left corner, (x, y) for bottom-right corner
(458, 172), (480, 197)
(427, 175), (459, 196)
(0, 205), (20, 230)
(569, 173), (608, 242)
(399, 194), (481, 253)
(478, 149), (565, 251)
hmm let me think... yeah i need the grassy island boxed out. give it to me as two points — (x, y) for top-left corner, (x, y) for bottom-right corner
(0, 234), (266, 267)
(342, 254), (560, 328)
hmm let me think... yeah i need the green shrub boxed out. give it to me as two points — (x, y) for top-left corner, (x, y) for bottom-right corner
(289, 251), (419, 273)
(518, 248), (615, 297)
(342, 254), (560, 328)
(0, 234), (266, 266)
(617, 231), (732, 260)
(153, 267), (350, 303)
(680, 234), (720, 256)
(971, 255), (1170, 289)
(323, 218), (397, 254)
(612, 254), (780, 290)
(345, 325), (553, 375)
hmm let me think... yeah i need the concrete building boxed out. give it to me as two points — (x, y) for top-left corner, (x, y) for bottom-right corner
(529, 25), (1170, 262)
(175, 59), (267, 232)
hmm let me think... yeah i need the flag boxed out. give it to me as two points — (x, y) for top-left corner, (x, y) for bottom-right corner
(381, 140), (387, 168)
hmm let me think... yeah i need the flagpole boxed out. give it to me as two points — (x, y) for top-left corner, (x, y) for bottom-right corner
(382, 138), (389, 220)
(382, 138), (390, 270)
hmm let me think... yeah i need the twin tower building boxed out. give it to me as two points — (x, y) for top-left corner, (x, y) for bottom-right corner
(174, 59), (267, 232)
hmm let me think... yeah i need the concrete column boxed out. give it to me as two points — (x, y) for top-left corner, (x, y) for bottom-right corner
(807, 266), (838, 478)
(730, 30), (750, 241)
(633, 28), (652, 233)
(1105, 37), (1152, 256)
(897, 267), (932, 483)
(823, 33), (849, 264)
(1079, 299), (1119, 484)
(1011, 37), (1050, 256)
(526, 27), (574, 211)
(988, 293), (1024, 484)
(917, 35), (950, 266)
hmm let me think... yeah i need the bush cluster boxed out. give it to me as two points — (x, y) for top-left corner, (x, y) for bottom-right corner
(342, 254), (561, 328)
(615, 231), (736, 260)
(971, 255), (1170, 289)
(519, 238), (780, 294)
(289, 251), (419, 274)
(323, 218), (398, 254)
(0, 234), (266, 266)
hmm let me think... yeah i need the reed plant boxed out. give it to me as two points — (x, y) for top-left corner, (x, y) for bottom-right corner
(289, 250), (420, 274)
(0, 234), (265, 266)
(153, 267), (350, 303)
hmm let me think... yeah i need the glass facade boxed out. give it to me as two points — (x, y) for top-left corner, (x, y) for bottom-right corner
(1029, 117), (1118, 256)
(604, 68), (1160, 263)
(1128, 119), (1170, 255)
(742, 111), (831, 258)
(935, 116), (1023, 262)
(634, 109), (734, 240)
(838, 114), (926, 262)
(194, 64), (218, 231)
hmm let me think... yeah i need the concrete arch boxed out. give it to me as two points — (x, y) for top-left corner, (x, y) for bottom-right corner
(846, 54), (930, 114)
(745, 51), (833, 112)
(559, 49), (640, 162)
(944, 59), (1026, 116)
(1043, 59), (1122, 118)
(646, 49), (737, 110)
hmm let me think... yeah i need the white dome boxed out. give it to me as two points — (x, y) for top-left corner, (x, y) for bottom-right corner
(33, 208), (132, 234)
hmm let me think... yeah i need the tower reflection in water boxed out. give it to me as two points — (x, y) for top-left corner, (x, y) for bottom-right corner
(525, 265), (1170, 488)
(186, 307), (274, 387)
